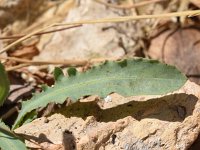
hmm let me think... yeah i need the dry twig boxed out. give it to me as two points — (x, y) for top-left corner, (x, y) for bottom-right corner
(0, 10), (200, 54)
(94, 0), (164, 9)
(0, 56), (120, 71)
(0, 25), (82, 40)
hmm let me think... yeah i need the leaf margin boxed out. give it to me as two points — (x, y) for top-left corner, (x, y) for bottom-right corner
(13, 58), (187, 129)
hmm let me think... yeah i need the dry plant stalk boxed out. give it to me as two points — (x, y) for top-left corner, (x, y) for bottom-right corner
(0, 24), (83, 54)
(0, 56), (120, 71)
(0, 10), (200, 54)
(94, 0), (164, 9)
(6, 64), (32, 71)
(0, 25), (82, 40)
(1, 56), (89, 66)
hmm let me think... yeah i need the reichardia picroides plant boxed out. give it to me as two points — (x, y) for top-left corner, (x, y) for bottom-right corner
(13, 58), (187, 129)
(0, 59), (187, 149)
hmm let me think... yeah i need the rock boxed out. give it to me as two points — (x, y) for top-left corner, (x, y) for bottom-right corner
(15, 81), (200, 150)
(34, 0), (164, 61)
(35, 0), (126, 61)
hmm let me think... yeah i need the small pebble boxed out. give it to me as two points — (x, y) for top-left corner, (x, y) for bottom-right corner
(104, 95), (112, 103)
(44, 118), (49, 123)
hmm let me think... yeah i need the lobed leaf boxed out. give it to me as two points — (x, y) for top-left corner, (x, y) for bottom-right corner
(54, 67), (64, 81)
(13, 59), (187, 129)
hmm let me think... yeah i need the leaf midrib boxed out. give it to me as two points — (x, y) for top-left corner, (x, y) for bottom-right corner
(21, 76), (182, 113)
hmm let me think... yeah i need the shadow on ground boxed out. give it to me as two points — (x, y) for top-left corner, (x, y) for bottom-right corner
(55, 93), (198, 123)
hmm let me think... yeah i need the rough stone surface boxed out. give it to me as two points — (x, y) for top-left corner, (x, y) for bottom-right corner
(15, 81), (200, 150)
(35, 0), (127, 61)
(34, 0), (162, 61)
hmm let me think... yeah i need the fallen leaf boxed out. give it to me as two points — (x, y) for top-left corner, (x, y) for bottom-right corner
(9, 44), (39, 60)
(148, 28), (200, 84)
(190, 0), (200, 8)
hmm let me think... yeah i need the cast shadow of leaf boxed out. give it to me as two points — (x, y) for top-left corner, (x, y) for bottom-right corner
(16, 132), (76, 150)
(56, 93), (198, 122)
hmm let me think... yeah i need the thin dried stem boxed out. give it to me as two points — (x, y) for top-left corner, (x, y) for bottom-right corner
(6, 64), (30, 71)
(1, 56), (88, 66)
(0, 10), (200, 54)
(94, 0), (164, 9)
(0, 24), (82, 54)
(0, 24), (57, 54)
(58, 10), (200, 25)
(0, 25), (82, 40)
(1, 56), (119, 71)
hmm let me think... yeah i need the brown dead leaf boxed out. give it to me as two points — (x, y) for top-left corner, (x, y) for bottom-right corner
(9, 44), (39, 59)
(148, 27), (200, 84)
(190, 0), (200, 8)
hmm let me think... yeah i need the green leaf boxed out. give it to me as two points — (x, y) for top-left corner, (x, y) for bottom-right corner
(0, 120), (27, 150)
(20, 110), (37, 126)
(41, 84), (49, 92)
(67, 67), (77, 76)
(54, 67), (64, 81)
(0, 63), (9, 106)
(13, 59), (187, 129)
